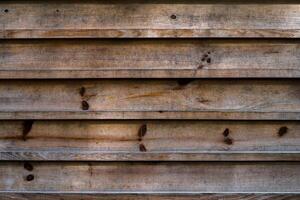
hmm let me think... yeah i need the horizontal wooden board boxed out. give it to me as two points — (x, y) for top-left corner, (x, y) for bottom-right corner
(1, 39), (300, 78)
(1, 79), (300, 120)
(0, 162), (299, 193)
(1, 194), (300, 200)
(1, 120), (300, 161)
(1, 1), (300, 38)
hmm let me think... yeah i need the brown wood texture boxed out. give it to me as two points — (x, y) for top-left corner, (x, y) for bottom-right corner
(0, 162), (299, 193)
(1, 39), (300, 78)
(1, 120), (299, 161)
(1, 193), (300, 200)
(1, 1), (300, 38)
(0, 79), (300, 120)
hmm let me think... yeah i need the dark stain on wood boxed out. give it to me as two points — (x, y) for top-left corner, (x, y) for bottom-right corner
(79, 87), (86, 97)
(81, 101), (89, 110)
(24, 162), (33, 171)
(22, 120), (34, 141)
(224, 137), (233, 145)
(278, 126), (288, 137)
(139, 143), (147, 152)
(176, 79), (195, 87)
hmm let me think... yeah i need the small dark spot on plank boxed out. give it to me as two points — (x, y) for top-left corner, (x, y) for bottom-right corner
(79, 87), (86, 97)
(158, 110), (164, 113)
(24, 162), (33, 171)
(207, 58), (211, 64)
(138, 124), (147, 139)
(4, 9), (8, 13)
(170, 14), (177, 19)
(224, 137), (233, 145)
(22, 120), (34, 141)
(139, 143), (147, 152)
(81, 101), (89, 110)
(198, 64), (204, 69)
(278, 126), (288, 137)
(56, 9), (60, 12)
(223, 128), (230, 137)
(26, 174), (34, 182)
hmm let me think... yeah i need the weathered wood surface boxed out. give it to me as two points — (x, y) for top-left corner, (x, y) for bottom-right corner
(0, 162), (299, 193)
(1, 79), (300, 120)
(1, 1), (300, 38)
(1, 120), (299, 161)
(1, 194), (300, 200)
(1, 39), (300, 78)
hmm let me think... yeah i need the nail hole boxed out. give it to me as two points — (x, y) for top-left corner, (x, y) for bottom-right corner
(207, 58), (211, 63)
(81, 101), (89, 110)
(170, 14), (177, 19)
(26, 174), (34, 182)
(24, 162), (33, 171)
(208, 52), (211, 54)
(56, 9), (59, 12)
(4, 9), (8, 13)
(278, 126), (288, 137)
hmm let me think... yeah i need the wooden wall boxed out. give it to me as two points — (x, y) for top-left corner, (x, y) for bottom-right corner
(0, 1), (300, 199)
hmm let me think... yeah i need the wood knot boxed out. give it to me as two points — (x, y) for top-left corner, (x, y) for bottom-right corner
(24, 162), (33, 171)
(278, 126), (288, 137)
(26, 174), (34, 182)
(22, 120), (34, 141)
(139, 143), (147, 152)
(222, 128), (233, 145)
(223, 128), (230, 137)
(81, 101), (89, 110)
(170, 14), (177, 19)
(138, 124), (147, 141)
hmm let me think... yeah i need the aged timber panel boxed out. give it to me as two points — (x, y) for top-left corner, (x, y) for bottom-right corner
(1, 1), (300, 38)
(0, 39), (299, 78)
(0, 120), (299, 161)
(0, 79), (300, 119)
(0, 162), (299, 193)
(2, 194), (300, 200)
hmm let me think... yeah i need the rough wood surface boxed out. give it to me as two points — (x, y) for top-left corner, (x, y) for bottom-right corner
(1, 1), (300, 38)
(0, 162), (299, 193)
(1, 120), (299, 161)
(1, 39), (300, 78)
(1, 193), (300, 200)
(1, 79), (300, 120)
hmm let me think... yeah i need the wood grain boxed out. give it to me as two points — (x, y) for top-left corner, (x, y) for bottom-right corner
(1, 1), (300, 38)
(1, 193), (300, 200)
(1, 39), (300, 78)
(1, 120), (299, 161)
(0, 162), (299, 193)
(1, 79), (300, 119)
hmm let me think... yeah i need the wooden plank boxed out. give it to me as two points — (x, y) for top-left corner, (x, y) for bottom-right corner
(0, 162), (299, 193)
(1, 120), (300, 161)
(1, 193), (300, 200)
(0, 79), (300, 120)
(1, 1), (300, 38)
(1, 39), (300, 78)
